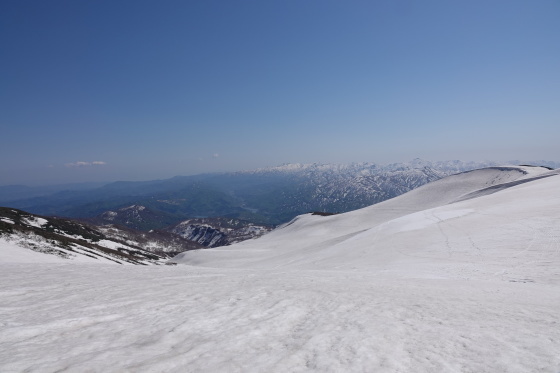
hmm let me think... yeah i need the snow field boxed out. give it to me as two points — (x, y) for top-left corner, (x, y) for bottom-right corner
(0, 234), (143, 265)
(0, 264), (558, 373)
(0, 237), (68, 263)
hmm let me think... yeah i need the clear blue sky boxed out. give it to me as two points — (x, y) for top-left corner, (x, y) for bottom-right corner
(1, 0), (559, 185)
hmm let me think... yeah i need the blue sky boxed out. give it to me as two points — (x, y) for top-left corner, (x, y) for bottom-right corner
(1, 0), (559, 185)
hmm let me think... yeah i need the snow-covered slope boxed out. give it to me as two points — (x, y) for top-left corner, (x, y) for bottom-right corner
(1, 165), (559, 372)
(173, 166), (558, 275)
(0, 208), (174, 264)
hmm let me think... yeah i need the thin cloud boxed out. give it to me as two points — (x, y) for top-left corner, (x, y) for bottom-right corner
(213, 153), (220, 158)
(65, 161), (107, 168)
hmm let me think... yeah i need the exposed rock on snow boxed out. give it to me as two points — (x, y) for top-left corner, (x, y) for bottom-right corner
(168, 217), (271, 247)
(0, 207), (172, 264)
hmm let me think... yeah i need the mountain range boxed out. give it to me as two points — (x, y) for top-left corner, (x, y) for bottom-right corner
(4, 159), (558, 230)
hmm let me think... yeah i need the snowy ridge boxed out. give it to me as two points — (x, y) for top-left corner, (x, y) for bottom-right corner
(244, 159), (560, 175)
(232, 159), (510, 220)
(0, 208), (172, 264)
(242, 159), (499, 175)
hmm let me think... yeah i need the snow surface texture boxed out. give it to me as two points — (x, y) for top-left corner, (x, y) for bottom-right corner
(1, 166), (559, 372)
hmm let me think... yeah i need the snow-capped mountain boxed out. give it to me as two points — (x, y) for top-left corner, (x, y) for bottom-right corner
(232, 159), (503, 219)
(167, 217), (272, 247)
